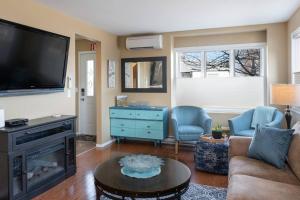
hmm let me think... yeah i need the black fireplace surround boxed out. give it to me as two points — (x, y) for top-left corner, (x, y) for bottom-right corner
(0, 115), (76, 200)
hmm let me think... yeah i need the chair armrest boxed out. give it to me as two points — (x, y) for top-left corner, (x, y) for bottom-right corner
(228, 109), (254, 135)
(171, 113), (179, 140)
(199, 112), (212, 134)
(265, 111), (283, 128)
(229, 136), (252, 159)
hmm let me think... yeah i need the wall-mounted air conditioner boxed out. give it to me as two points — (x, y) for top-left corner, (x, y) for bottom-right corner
(126, 35), (163, 50)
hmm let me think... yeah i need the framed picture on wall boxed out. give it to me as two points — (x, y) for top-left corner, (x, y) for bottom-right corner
(107, 60), (116, 88)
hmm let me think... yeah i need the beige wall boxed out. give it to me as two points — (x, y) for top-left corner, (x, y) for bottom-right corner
(0, 0), (120, 144)
(174, 31), (266, 48)
(119, 34), (173, 107)
(119, 23), (288, 128)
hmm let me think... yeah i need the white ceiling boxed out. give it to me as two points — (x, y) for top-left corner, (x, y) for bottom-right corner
(37, 0), (300, 35)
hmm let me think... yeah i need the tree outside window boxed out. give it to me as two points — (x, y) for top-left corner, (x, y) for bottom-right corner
(206, 51), (230, 77)
(177, 46), (263, 78)
(234, 49), (261, 76)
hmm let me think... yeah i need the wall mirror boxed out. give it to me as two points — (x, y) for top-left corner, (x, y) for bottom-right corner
(121, 56), (167, 93)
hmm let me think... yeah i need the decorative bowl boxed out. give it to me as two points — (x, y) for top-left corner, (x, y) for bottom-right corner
(119, 154), (164, 174)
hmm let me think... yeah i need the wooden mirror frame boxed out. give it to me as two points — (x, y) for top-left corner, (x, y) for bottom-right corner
(121, 56), (167, 93)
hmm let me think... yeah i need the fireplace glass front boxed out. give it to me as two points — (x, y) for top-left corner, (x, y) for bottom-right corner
(26, 141), (65, 192)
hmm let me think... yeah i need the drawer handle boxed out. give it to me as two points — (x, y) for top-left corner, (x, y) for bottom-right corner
(121, 129), (125, 132)
(147, 131), (151, 134)
(129, 113), (132, 116)
(111, 112), (115, 114)
(156, 114), (160, 117)
(121, 124), (124, 126)
(147, 125), (151, 128)
(137, 114), (140, 116)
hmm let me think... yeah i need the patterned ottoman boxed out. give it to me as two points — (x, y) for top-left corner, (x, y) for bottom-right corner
(194, 140), (229, 175)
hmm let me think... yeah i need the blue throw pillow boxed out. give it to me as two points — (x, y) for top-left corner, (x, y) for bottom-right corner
(248, 125), (294, 169)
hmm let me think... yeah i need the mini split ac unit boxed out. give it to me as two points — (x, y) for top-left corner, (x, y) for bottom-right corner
(126, 35), (163, 50)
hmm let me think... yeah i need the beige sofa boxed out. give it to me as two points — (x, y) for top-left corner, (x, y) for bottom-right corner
(227, 132), (300, 200)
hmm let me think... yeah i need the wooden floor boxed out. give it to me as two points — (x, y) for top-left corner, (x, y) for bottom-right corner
(76, 140), (96, 155)
(34, 141), (228, 200)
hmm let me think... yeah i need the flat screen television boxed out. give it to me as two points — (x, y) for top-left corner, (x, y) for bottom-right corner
(0, 19), (70, 96)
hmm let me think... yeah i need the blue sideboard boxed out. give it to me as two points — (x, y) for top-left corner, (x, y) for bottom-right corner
(109, 106), (168, 145)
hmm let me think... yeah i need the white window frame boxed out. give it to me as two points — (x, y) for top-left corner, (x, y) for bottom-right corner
(291, 27), (300, 83)
(173, 43), (267, 112)
(291, 28), (300, 113)
(175, 43), (266, 79)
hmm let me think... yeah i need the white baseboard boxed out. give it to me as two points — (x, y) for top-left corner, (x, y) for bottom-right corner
(96, 139), (115, 148)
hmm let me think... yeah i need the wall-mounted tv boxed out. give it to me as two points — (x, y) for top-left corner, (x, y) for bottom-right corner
(0, 19), (70, 96)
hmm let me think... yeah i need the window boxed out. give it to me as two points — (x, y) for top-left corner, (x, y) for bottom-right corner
(292, 28), (300, 84)
(206, 51), (230, 77)
(234, 49), (261, 77)
(177, 45), (264, 78)
(174, 44), (266, 111)
(179, 52), (202, 78)
(86, 60), (94, 96)
(291, 28), (300, 112)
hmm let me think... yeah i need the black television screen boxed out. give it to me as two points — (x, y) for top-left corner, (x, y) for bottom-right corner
(0, 19), (70, 95)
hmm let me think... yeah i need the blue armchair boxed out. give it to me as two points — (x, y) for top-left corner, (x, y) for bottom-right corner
(228, 107), (283, 137)
(172, 106), (212, 154)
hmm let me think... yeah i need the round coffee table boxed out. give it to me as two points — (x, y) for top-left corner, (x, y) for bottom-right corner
(94, 156), (191, 200)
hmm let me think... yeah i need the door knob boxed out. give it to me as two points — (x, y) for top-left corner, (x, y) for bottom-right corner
(80, 98), (85, 101)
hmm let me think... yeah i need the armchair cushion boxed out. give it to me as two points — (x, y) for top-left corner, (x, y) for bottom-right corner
(251, 106), (277, 128)
(178, 125), (204, 141)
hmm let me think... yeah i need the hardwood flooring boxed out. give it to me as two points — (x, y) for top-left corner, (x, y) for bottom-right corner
(76, 140), (96, 155)
(34, 141), (228, 200)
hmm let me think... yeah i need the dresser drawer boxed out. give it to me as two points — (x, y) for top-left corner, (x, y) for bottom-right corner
(111, 119), (135, 128)
(136, 129), (163, 140)
(110, 109), (136, 119)
(111, 127), (135, 137)
(135, 110), (163, 120)
(135, 120), (163, 130)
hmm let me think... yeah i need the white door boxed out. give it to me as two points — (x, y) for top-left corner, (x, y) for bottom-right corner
(79, 52), (96, 136)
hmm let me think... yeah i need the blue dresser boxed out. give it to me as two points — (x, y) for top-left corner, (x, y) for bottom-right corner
(109, 106), (168, 144)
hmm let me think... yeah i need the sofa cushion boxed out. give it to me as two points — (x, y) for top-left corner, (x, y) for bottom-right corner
(178, 125), (204, 141)
(248, 125), (294, 168)
(227, 174), (300, 200)
(288, 132), (300, 180)
(229, 156), (300, 186)
(235, 129), (255, 137)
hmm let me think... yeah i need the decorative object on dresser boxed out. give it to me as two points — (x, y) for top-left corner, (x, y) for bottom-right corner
(0, 109), (4, 128)
(109, 106), (168, 145)
(271, 84), (300, 129)
(115, 95), (128, 106)
(0, 115), (76, 200)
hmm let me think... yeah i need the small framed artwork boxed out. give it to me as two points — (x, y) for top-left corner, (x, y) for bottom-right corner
(107, 60), (116, 88)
